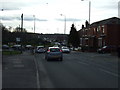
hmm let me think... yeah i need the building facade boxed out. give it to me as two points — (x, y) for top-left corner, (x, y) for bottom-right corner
(78, 17), (120, 51)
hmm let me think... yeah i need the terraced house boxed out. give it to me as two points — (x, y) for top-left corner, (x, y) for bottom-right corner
(78, 17), (120, 52)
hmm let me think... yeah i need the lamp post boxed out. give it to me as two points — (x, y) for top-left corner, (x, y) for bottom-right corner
(21, 13), (23, 32)
(60, 14), (66, 34)
(119, 1), (120, 18)
(81, 0), (91, 24)
(20, 13), (24, 53)
(33, 15), (35, 33)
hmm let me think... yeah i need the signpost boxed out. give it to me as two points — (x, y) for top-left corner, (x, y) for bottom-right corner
(16, 38), (21, 42)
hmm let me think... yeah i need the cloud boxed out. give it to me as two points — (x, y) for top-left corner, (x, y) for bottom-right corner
(0, 16), (15, 21)
(56, 18), (81, 22)
(0, 1), (24, 11)
(23, 16), (48, 21)
(93, 0), (118, 10)
(0, 16), (48, 21)
(0, 0), (47, 11)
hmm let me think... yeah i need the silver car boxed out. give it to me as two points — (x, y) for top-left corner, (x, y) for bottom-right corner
(35, 46), (45, 53)
(45, 47), (63, 61)
(61, 46), (70, 53)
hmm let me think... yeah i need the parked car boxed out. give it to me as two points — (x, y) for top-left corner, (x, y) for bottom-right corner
(25, 45), (33, 50)
(97, 46), (112, 53)
(12, 44), (22, 50)
(61, 46), (70, 53)
(35, 46), (45, 53)
(2, 45), (9, 49)
(45, 47), (63, 61)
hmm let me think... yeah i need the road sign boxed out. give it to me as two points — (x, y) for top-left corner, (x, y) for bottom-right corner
(16, 38), (21, 42)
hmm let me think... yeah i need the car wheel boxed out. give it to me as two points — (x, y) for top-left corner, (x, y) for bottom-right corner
(46, 58), (49, 61)
(60, 57), (63, 61)
(102, 51), (105, 54)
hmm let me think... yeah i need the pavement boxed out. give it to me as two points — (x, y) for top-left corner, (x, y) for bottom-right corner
(2, 51), (39, 89)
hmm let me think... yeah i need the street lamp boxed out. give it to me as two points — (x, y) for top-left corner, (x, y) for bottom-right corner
(60, 14), (66, 34)
(33, 15), (36, 33)
(81, 0), (91, 24)
(21, 13), (23, 32)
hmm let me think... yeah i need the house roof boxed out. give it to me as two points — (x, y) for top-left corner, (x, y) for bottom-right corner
(90, 17), (120, 27)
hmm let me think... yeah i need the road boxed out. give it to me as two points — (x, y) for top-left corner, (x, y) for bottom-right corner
(35, 51), (119, 88)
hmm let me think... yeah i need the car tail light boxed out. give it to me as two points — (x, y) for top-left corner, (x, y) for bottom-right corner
(60, 50), (62, 52)
(47, 49), (50, 52)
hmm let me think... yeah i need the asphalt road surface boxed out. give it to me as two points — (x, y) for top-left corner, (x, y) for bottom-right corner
(35, 51), (119, 88)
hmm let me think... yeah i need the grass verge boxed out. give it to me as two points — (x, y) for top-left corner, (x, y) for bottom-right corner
(2, 50), (22, 55)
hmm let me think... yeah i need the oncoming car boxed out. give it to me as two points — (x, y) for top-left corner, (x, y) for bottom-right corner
(61, 46), (70, 53)
(45, 47), (63, 61)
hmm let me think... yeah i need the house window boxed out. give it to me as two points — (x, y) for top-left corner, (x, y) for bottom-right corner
(103, 28), (105, 33)
(97, 26), (101, 32)
(98, 38), (102, 47)
(80, 38), (82, 46)
(93, 28), (96, 34)
(94, 28), (96, 32)
(97, 27), (99, 32)
(85, 29), (88, 36)
(102, 25), (105, 33)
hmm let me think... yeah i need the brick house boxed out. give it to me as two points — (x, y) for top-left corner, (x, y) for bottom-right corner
(78, 17), (120, 52)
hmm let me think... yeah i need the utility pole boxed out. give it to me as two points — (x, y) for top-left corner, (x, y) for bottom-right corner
(33, 15), (35, 33)
(21, 13), (23, 32)
(60, 14), (66, 34)
(89, 1), (91, 24)
(81, 0), (91, 24)
(20, 13), (23, 53)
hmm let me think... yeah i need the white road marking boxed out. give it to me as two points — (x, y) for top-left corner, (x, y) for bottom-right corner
(13, 64), (24, 67)
(39, 60), (55, 88)
(33, 56), (41, 88)
(78, 61), (89, 65)
(99, 68), (119, 77)
(13, 61), (22, 64)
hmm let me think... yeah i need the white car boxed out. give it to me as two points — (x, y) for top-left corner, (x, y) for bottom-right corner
(35, 46), (45, 53)
(61, 46), (70, 53)
(25, 45), (33, 50)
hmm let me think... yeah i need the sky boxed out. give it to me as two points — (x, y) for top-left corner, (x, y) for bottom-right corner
(0, 0), (119, 34)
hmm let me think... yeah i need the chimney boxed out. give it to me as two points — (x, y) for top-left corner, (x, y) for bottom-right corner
(82, 24), (84, 29)
(85, 20), (89, 27)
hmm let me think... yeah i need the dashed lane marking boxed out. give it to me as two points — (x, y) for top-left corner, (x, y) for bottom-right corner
(77, 61), (89, 65)
(13, 61), (22, 64)
(99, 68), (119, 77)
(13, 64), (24, 67)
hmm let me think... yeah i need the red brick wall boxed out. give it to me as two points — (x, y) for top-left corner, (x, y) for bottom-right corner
(107, 24), (120, 46)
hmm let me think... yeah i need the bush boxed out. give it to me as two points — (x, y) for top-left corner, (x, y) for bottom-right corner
(2, 51), (22, 55)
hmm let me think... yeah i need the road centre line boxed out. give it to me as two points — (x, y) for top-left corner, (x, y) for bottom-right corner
(77, 61), (89, 65)
(33, 56), (41, 88)
(99, 68), (119, 77)
(13, 64), (24, 67)
(13, 60), (22, 64)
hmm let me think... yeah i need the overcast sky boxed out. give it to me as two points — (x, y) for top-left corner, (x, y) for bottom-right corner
(0, 0), (119, 34)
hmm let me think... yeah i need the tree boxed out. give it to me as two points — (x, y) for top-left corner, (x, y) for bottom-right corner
(2, 26), (12, 44)
(13, 27), (27, 33)
(68, 24), (80, 47)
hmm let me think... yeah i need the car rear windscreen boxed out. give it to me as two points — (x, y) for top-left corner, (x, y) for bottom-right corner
(50, 48), (60, 52)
